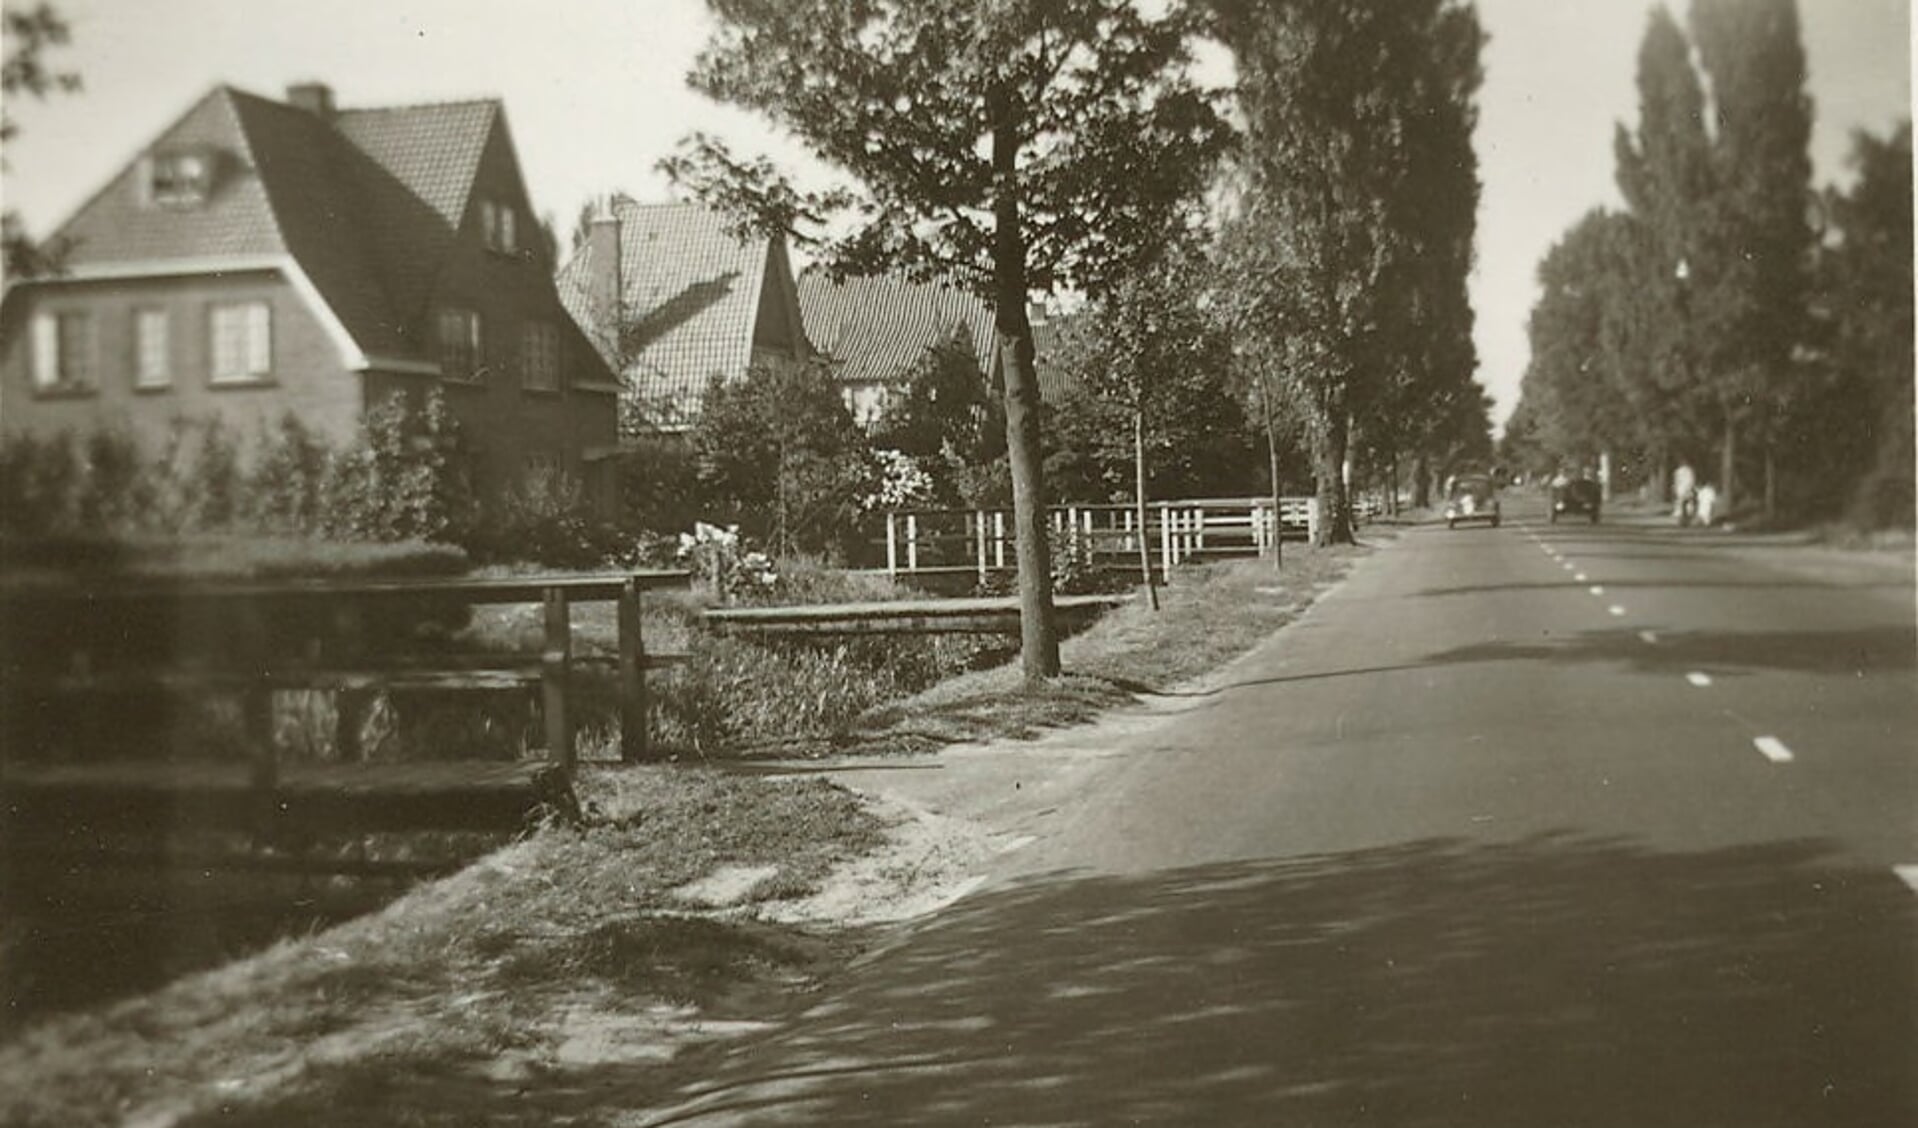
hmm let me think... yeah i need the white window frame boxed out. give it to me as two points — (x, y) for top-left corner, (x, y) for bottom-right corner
(437, 308), (484, 381)
(481, 199), (518, 254)
(134, 307), (171, 390)
(149, 151), (213, 207)
(30, 311), (95, 391)
(209, 301), (272, 385)
(520, 321), (560, 391)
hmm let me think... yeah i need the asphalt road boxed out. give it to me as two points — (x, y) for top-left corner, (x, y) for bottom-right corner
(637, 496), (1917, 1127)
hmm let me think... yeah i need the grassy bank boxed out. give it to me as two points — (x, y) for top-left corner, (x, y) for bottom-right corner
(0, 545), (1371, 1127)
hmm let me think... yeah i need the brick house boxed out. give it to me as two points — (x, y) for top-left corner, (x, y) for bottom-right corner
(555, 197), (812, 435)
(0, 82), (622, 512)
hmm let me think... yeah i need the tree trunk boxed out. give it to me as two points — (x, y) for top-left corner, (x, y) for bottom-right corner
(1764, 443), (1776, 523)
(1413, 452), (1430, 509)
(1719, 402), (1737, 514)
(1313, 409), (1354, 547)
(1265, 409), (1283, 570)
(989, 84), (1059, 684)
(1134, 409), (1159, 610)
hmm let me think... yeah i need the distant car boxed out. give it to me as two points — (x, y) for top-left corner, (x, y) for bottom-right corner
(1551, 478), (1602, 524)
(1445, 474), (1501, 529)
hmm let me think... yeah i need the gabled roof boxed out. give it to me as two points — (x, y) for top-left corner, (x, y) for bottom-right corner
(38, 85), (506, 365)
(557, 199), (812, 430)
(798, 267), (1079, 405)
(797, 268), (995, 386)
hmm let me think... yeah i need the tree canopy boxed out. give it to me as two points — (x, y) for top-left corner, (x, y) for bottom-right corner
(672, 0), (1233, 682)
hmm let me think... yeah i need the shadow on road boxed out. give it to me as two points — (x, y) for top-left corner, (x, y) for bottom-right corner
(632, 834), (1913, 1126)
(1422, 623), (1916, 676)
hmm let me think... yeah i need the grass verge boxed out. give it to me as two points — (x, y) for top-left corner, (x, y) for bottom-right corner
(849, 545), (1369, 752)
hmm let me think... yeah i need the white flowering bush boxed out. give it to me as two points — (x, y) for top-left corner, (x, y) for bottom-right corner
(862, 448), (938, 511)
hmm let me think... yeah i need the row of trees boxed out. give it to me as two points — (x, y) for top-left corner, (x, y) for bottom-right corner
(669, 0), (1492, 682)
(1504, 0), (1913, 528)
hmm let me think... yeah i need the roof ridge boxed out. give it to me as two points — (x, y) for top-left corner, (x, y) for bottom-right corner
(334, 96), (501, 117)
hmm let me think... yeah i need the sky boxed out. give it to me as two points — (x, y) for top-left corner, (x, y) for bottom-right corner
(2, 0), (1910, 429)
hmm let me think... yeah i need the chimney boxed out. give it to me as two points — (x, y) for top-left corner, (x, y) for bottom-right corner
(286, 82), (335, 122)
(587, 196), (624, 354)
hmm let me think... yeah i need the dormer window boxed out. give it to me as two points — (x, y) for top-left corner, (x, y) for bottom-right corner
(480, 199), (518, 254)
(146, 148), (218, 207)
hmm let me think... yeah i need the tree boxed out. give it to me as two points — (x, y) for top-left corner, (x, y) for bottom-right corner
(1211, 0), (1484, 547)
(2, 2), (81, 279)
(667, 0), (1231, 684)
(1798, 122), (1914, 527)
(870, 329), (1005, 508)
(692, 358), (875, 560)
(1050, 245), (1246, 603)
(1689, 0), (1813, 517)
(1613, 5), (1720, 487)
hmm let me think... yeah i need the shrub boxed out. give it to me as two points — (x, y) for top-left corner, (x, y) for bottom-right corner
(468, 465), (626, 569)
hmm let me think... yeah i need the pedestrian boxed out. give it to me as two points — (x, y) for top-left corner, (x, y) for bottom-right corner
(1672, 461), (1697, 524)
(1696, 482), (1717, 527)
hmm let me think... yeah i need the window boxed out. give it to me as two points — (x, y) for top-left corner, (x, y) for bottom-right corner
(30, 311), (93, 391)
(148, 150), (214, 206)
(134, 308), (171, 389)
(210, 301), (272, 384)
(481, 199), (518, 254)
(437, 308), (484, 381)
(520, 321), (560, 391)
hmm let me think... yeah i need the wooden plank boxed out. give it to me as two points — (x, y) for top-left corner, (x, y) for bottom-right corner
(0, 569), (692, 609)
(705, 593), (1126, 637)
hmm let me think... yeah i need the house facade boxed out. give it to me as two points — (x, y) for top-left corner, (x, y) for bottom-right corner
(555, 197), (812, 435)
(0, 82), (621, 512)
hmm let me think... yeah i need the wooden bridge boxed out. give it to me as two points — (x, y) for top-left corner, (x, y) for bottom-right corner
(0, 570), (689, 870)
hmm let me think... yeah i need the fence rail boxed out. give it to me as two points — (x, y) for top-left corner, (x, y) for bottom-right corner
(879, 497), (1335, 580)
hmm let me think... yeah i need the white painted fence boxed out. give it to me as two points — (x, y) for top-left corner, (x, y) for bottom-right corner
(881, 497), (1336, 581)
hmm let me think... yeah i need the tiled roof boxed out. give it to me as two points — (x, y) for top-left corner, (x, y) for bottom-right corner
(44, 86), (502, 364)
(797, 268), (1078, 406)
(57, 88), (285, 267)
(557, 199), (801, 430)
(797, 268), (994, 386)
(334, 101), (496, 227)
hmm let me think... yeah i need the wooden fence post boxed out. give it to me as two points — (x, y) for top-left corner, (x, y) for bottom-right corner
(885, 512), (898, 578)
(994, 511), (1007, 568)
(542, 587), (574, 774)
(1307, 497), (1321, 544)
(905, 513), (919, 573)
(975, 511), (988, 583)
(618, 576), (647, 764)
(1159, 505), (1173, 573)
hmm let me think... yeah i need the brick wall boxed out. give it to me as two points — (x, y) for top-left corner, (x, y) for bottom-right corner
(0, 270), (361, 450)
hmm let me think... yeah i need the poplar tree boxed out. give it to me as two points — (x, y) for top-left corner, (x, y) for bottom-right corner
(1690, 0), (1813, 515)
(1211, 0), (1484, 546)
(668, 0), (1230, 684)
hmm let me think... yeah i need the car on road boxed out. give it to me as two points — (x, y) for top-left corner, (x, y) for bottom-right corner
(1551, 478), (1602, 524)
(1445, 474), (1501, 529)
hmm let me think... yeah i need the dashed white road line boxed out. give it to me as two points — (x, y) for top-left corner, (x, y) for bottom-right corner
(1752, 735), (1795, 764)
(1588, 585), (1605, 596)
(1607, 604), (1626, 616)
(1638, 630), (1660, 644)
(1561, 562), (1574, 571)
(1895, 866), (1918, 895)
(996, 834), (1038, 855)
(1686, 671), (1713, 687)
(1574, 572), (1588, 582)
